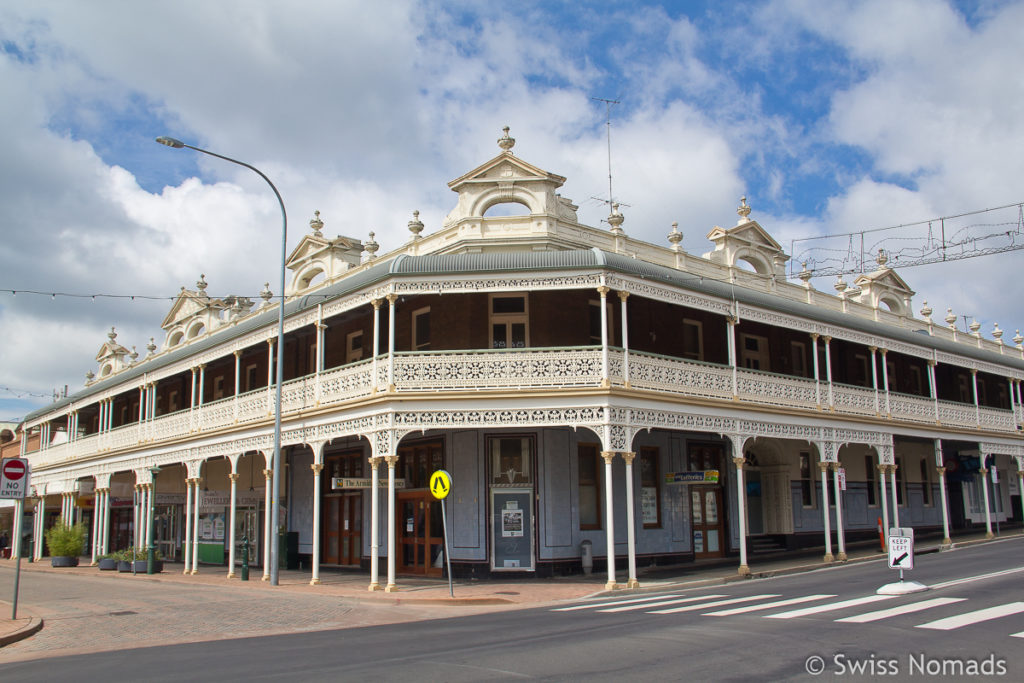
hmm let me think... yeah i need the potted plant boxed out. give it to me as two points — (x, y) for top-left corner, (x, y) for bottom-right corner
(116, 549), (133, 573)
(131, 546), (163, 573)
(44, 518), (86, 567)
(97, 552), (118, 571)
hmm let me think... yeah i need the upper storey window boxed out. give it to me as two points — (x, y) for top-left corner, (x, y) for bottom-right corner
(490, 294), (528, 349)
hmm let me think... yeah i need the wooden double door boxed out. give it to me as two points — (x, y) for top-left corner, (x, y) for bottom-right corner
(397, 491), (444, 576)
(323, 494), (361, 566)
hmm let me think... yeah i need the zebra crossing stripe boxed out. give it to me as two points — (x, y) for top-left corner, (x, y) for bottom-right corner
(599, 594), (728, 613)
(704, 594), (837, 617)
(552, 594), (686, 612)
(765, 595), (896, 619)
(836, 597), (966, 623)
(650, 594), (781, 615)
(916, 602), (1024, 631)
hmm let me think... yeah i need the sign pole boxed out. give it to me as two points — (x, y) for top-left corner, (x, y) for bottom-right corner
(441, 498), (453, 599)
(11, 499), (24, 622)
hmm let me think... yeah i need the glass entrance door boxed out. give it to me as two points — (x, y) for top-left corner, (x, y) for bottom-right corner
(691, 485), (725, 558)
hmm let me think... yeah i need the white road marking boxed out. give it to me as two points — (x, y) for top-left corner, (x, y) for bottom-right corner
(765, 595), (896, 619)
(650, 594), (781, 615)
(929, 566), (1024, 590)
(703, 594), (836, 616)
(598, 594), (728, 613)
(552, 594), (685, 612)
(916, 602), (1024, 631)
(836, 597), (966, 623)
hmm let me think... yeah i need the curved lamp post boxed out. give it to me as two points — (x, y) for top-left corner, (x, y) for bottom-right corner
(155, 136), (286, 585)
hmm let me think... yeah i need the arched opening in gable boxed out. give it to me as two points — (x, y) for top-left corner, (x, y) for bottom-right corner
(483, 200), (531, 217)
(297, 266), (326, 291)
(168, 330), (185, 348)
(187, 322), (206, 340)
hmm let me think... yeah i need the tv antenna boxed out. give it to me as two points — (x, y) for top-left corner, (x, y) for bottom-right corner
(590, 97), (629, 212)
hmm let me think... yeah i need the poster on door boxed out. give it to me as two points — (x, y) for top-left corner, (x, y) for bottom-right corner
(502, 508), (524, 537)
(691, 490), (702, 524)
(705, 491), (718, 524)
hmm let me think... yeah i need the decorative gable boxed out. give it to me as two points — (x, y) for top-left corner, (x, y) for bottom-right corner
(443, 127), (577, 225)
(285, 211), (364, 295)
(852, 249), (915, 316)
(704, 198), (788, 277)
(160, 275), (232, 350)
(92, 327), (132, 381)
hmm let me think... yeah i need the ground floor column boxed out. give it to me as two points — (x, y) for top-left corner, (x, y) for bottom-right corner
(310, 463), (323, 586)
(11, 498), (23, 559)
(102, 488), (112, 555)
(818, 461), (833, 562)
(384, 455), (399, 592)
(142, 484), (152, 557)
(622, 452), (639, 589)
(601, 451), (617, 590)
(368, 456), (382, 591)
(831, 463), (846, 561)
(889, 466), (901, 529)
(981, 459), (994, 539)
(1018, 471), (1024, 528)
(878, 464), (890, 550)
(262, 467), (272, 580)
(183, 479), (193, 574)
(91, 492), (100, 565)
(191, 478), (200, 574)
(733, 455), (750, 575)
(227, 473), (238, 578)
(937, 467), (952, 545)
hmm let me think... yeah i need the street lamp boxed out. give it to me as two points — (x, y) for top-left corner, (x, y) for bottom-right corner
(147, 465), (161, 575)
(156, 136), (287, 585)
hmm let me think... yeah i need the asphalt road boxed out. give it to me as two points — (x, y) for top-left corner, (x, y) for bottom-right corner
(4, 538), (1023, 681)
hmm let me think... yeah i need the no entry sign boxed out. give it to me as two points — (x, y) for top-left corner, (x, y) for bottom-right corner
(0, 458), (30, 499)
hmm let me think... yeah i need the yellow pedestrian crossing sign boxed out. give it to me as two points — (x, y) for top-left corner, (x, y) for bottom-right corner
(430, 469), (452, 500)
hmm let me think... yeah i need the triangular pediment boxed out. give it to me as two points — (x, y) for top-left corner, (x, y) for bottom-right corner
(285, 234), (359, 268)
(447, 152), (566, 192)
(705, 220), (782, 251)
(854, 268), (914, 295)
(94, 341), (128, 362)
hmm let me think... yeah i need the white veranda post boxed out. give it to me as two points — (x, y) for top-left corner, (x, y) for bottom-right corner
(602, 451), (617, 590)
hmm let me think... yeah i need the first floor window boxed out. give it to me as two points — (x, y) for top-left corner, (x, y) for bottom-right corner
(578, 443), (601, 530)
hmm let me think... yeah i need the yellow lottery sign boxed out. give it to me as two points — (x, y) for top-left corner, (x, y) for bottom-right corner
(429, 469), (452, 500)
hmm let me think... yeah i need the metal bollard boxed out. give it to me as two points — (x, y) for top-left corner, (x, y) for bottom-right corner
(240, 536), (250, 582)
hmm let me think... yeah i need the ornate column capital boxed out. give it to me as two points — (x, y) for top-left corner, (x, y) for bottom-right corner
(868, 345), (877, 353)
(829, 461), (842, 471)
(596, 285), (610, 296)
(233, 349), (243, 358)
(617, 291), (630, 303)
(621, 451), (636, 465)
(262, 469), (273, 479)
(600, 450), (616, 465)
(386, 293), (398, 305)
(810, 332), (819, 341)
(311, 463), (324, 474)
(383, 455), (399, 468)
(822, 335), (832, 343)
(935, 466), (946, 475)
(817, 461), (830, 473)
(879, 348), (888, 356)
(732, 456), (745, 469)
(368, 456), (383, 469)
(372, 298), (383, 310)
(228, 473), (239, 482)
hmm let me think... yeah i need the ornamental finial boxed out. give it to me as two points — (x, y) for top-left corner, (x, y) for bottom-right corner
(310, 210), (324, 237)
(497, 126), (515, 153)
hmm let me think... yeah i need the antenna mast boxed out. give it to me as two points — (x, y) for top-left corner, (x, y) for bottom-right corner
(592, 96), (621, 208)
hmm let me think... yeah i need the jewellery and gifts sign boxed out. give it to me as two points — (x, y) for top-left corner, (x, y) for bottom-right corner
(887, 527), (914, 570)
(0, 458), (30, 499)
(665, 470), (719, 485)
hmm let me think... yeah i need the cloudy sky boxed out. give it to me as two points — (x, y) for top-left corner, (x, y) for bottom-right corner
(2, 0), (1023, 421)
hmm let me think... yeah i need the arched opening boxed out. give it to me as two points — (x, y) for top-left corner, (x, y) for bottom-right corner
(483, 201), (530, 217)
(100, 363), (113, 377)
(168, 331), (185, 347)
(187, 323), (206, 339)
(735, 256), (765, 274)
(297, 267), (326, 291)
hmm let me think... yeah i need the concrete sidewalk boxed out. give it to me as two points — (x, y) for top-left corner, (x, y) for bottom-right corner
(0, 530), (1015, 654)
